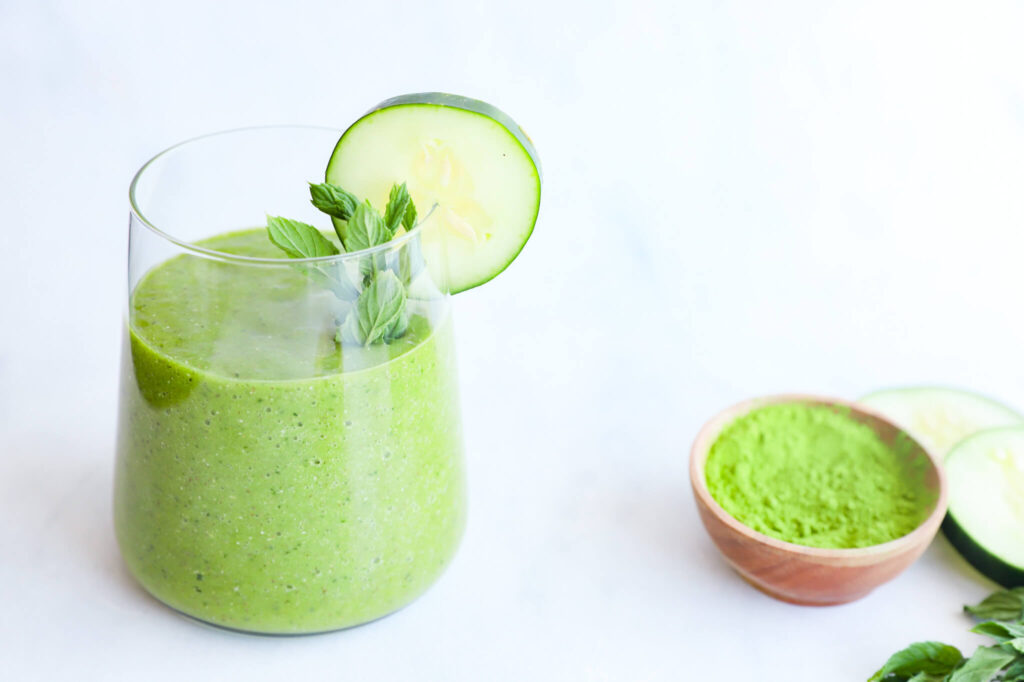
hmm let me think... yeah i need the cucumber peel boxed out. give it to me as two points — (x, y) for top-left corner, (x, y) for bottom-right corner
(326, 93), (541, 293)
(859, 386), (1024, 459)
(860, 387), (1024, 585)
(944, 427), (1024, 587)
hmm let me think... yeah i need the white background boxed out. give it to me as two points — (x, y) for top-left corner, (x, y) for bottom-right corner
(2, 1), (1023, 679)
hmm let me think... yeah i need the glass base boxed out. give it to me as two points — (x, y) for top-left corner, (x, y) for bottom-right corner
(165, 598), (413, 637)
(123, 565), (431, 636)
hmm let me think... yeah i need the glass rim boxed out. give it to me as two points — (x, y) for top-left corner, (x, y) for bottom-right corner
(128, 124), (431, 265)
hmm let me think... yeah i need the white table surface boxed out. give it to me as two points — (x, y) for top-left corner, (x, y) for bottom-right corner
(3, 1), (1024, 679)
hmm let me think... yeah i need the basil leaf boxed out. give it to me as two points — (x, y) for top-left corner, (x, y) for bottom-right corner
(344, 201), (390, 252)
(965, 590), (1024, 622)
(1003, 637), (1024, 655)
(309, 182), (359, 222)
(971, 621), (1024, 643)
(947, 645), (1015, 682)
(384, 182), (412, 235)
(266, 216), (340, 258)
(906, 673), (946, 682)
(869, 642), (963, 681)
(338, 270), (407, 346)
(1000, 657), (1024, 680)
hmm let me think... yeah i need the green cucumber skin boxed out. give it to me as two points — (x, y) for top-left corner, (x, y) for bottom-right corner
(861, 390), (1024, 587)
(326, 92), (542, 294)
(942, 514), (1024, 587)
(942, 426), (1024, 588)
(860, 386), (1024, 420)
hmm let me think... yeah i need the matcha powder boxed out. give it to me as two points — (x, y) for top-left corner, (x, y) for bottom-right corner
(705, 403), (935, 549)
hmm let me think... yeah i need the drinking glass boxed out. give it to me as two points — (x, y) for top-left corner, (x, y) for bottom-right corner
(114, 127), (466, 634)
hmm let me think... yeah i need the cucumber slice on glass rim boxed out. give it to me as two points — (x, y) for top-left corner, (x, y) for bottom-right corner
(859, 386), (1024, 459)
(943, 427), (1024, 587)
(326, 93), (542, 294)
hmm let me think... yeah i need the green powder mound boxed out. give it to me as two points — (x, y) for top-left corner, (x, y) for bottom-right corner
(705, 403), (935, 549)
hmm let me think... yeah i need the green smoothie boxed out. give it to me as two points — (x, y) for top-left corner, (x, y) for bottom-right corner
(113, 230), (466, 634)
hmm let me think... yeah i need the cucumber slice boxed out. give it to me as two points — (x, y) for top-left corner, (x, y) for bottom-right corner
(326, 93), (541, 293)
(944, 427), (1024, 586)
(859, 387), (1024, 458)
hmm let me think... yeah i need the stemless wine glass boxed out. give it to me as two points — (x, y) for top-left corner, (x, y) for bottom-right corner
(114, 127), (466, 634)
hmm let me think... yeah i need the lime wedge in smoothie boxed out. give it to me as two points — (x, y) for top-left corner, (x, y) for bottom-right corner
(326, 93), (542, 293)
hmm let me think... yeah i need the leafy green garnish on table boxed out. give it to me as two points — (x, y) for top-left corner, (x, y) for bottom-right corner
(948, 647), (1017, 682)
(265, 181), (419, 346)
(971, 621), (1024, 644)
(870, 588), (1024, 682)
(966, 589), (1024, 623)
(869, 641), (964, 681)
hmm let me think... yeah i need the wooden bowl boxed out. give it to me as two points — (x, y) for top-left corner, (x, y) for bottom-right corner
(689, 394), (948, 606)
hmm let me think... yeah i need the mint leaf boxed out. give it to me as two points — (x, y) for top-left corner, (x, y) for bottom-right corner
(383, 307), (409, 342)
(947, 645), (1015, 681)
(266, 216), (340, 257)
(271, 180), (417, 345)
(344, 200), (390, 252)
(965, 590), (1024, 622)
(264, 216), (359, 299)
(971, 621), (1024, 643)
(403, 197), (417, 230)
(384, 182), (413, 235)
(309, 182), (359, 222)
(338, 270), (407, 346)
(869, 642), (964, 681)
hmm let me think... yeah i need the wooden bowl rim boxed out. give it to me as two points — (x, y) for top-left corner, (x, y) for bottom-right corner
(690, 393), (949, 560)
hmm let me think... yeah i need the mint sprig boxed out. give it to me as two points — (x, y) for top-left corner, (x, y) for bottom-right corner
(384, 182), (413, 235)
(869, 588), (1024, 681)
(267, 182), (419, 347)
(267, 216), (341, 257)
(266, 215), (359, 300)
(308, 182), (358, 222)
(402, 196), (417, 231)
(337, 270), (408, 347)
(345, 201), (392, 252)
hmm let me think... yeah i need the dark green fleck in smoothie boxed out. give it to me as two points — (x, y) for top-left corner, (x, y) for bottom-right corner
(114, 230), (465, 633)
